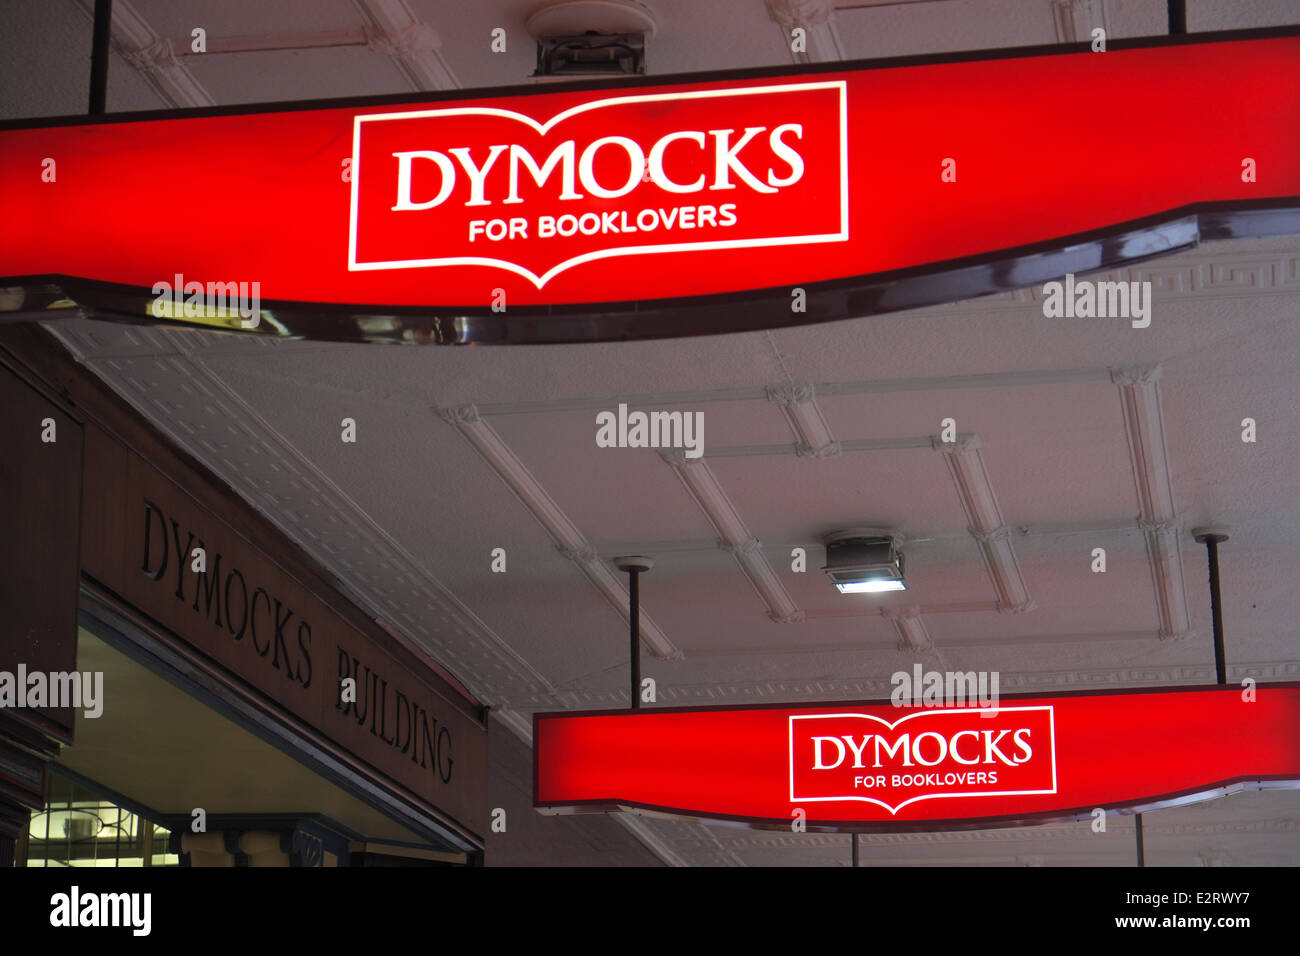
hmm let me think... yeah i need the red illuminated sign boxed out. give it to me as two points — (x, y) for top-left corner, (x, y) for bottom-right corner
(350, 83), (845, 286)
(1, 29), (1298, 343)
(533, 684), (1300, 830)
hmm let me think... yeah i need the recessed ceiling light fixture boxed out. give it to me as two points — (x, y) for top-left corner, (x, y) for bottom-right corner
(822, 529), (906, 594)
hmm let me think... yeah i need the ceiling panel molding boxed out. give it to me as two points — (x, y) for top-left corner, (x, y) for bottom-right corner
(800, 599), (1001, 620)
(885, 606), (933, 651)
(436, 404), (681, 662)
(73, 0), (215, 108)
(1109, 364), (1191, 640)
(1143, 521), (1192, 640)
(764, 0), (845, 63)
(688, 436), (935, 458)
(660, 450), (802, 623)
(561, 546), (684, 663)
(490, 706), (534, 745)
(352, 0), (459, 90)
(1110, 365), (1175, 519)
(962, 250), (1300, 312)
(494, 659), (1300, 710)
(620, 815), (746, 867)
(475, 387), (769, 417)
(683, 626), (1155, 658)
(765, 382), (841, 458)
(1051, 0), (1111, 44)
(595, 519), (1148, 557)
(159, 27), (375, 56)
(610, 816), (692, 867)
(473, 369), (1114, 417)
(933, 435), (1034, 613)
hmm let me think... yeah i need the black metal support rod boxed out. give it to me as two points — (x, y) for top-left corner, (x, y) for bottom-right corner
(1207, 538), (1227, 685)
(615, 557), (652, 709)
(1193, 527), (1231, 685)
(851, 833), (859, 867)
(1167, 0), (1186, 36)
(629, 568), (641, 709)
(1135, 813), (1145, 867)
(89, 0), (113, 115)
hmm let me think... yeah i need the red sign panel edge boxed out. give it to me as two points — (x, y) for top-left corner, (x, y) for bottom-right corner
(531, 682), (1300, 833)
(2, 27), (1298, 345)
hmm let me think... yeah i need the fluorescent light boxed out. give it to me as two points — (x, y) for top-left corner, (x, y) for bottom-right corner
(836, 580), (907, 594)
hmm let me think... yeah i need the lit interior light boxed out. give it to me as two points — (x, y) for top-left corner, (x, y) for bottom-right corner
(835, 579), (908, 594)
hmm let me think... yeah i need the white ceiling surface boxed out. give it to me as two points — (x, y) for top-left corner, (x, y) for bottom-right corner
(5, 0), (1299, 865)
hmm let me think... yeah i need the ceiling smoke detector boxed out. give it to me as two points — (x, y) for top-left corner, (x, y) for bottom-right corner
(822, 529), (907, 594)
(526, 0), (657, 77)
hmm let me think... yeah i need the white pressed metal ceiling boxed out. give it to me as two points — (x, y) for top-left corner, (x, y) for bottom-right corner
(5, 0), (1300, 866)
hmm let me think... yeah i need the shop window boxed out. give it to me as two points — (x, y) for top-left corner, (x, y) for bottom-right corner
(23, 775), (177, 867)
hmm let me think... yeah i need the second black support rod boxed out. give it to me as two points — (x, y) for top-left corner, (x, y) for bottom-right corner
(89, 0), (113, 114)
(1193, 526), (1232, 685)
(1167, 0), (1186, 36)
(615, 556), (654, 708)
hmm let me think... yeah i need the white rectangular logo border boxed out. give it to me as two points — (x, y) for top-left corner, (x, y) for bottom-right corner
(347, 81), (848, 289)
(787, 706), (1058, 816)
